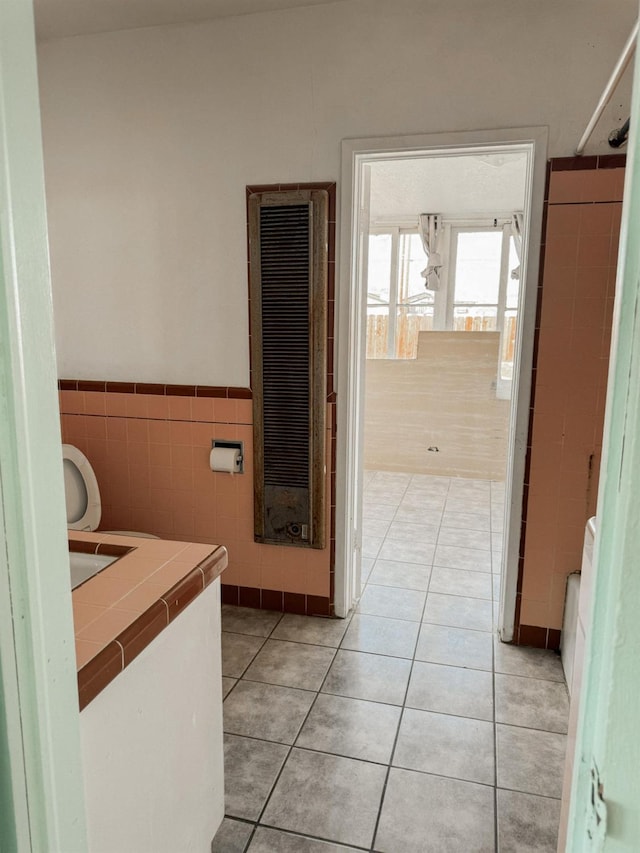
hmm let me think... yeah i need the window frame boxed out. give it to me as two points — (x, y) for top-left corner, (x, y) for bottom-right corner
(366, 225), (435, 359)
(365, 216), (521, 377)
(446, 222), (518, 397)
(446, 223), (512, 332)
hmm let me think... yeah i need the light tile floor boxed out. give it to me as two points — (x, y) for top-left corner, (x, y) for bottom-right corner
(213, 472), (569, 853)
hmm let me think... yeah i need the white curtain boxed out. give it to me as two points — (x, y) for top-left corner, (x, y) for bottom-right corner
(510, 212), (524, 280)
(418, 213), (443, 291)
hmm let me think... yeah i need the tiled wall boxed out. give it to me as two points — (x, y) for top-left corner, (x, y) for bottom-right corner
(365, 331), (510, 479)
(59, 383), (335, 616)
(515, 155), (624, 648)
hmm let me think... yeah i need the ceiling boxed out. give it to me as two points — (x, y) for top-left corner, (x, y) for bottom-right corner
(369, 152), (529, 223)
(33, 0), (350, 40)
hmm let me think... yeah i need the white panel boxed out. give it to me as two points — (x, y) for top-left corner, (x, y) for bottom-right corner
(80, 581), (224, 853)
(562, 573), (581, 697)
(578, 517), (597, 633)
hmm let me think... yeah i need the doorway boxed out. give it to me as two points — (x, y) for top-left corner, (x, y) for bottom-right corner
(335, 128), (549, 638)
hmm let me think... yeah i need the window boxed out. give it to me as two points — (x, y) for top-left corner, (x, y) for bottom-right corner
(451, 230), (503, 331)
(366, 228), (434, 358)
(365, 218), (523, 390)
(501, 236), (520, 381)
(448, 225), (521, 395)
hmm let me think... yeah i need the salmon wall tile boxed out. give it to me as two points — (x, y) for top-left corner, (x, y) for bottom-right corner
(59, 389), (333, 602)
(518, 162), (623, 639)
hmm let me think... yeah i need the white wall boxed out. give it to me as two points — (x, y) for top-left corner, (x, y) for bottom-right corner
(37, 0), (636, 385)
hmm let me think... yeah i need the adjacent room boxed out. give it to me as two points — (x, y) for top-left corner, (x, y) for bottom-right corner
(358, 149), (529, 746)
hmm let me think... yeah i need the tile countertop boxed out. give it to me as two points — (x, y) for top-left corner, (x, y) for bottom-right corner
(69, 531), (227, 709)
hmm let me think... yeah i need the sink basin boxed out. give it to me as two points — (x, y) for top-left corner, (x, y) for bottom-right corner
(70, 551), (117, 590)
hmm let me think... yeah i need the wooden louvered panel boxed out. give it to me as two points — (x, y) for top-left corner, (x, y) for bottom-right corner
(249, 190), (327, 548)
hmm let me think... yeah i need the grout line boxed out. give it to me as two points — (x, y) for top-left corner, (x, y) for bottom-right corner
(377, 763), (500, 792)
(68, 411), (254, 427)
(253, 821), (370, 851)
(224, 640), (564, 692)
(242, 616), (342, 846)
(229, 610), (325, 851)
(491, 569), (499, 853)
(368, 511), (436, 852)
(220, 630), (270, 680)
(495, 785), (563, 801)
(225, 676), (320, 696)
(243, 634), (349, 652)
(420, 617), (494, 634)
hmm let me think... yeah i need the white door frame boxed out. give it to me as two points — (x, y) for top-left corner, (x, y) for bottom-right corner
(335, 127), (548, 633)
(0, 2), (87, 849)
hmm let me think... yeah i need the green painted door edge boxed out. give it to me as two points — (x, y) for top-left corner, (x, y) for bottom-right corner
(0, 1), (87, 850)
(566, 30), (640, 853)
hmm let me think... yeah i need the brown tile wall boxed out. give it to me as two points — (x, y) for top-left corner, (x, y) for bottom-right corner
(515, 155), (624, 647)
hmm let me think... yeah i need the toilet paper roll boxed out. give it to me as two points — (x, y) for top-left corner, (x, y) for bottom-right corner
(210, 446), (240, 474)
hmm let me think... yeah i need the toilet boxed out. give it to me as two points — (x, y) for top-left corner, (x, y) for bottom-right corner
(62, 443), (158, 538)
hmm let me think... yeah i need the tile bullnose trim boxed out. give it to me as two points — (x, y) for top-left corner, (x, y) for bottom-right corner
(199, 546), (229, 586)
(162, 569), (205, 622)
(515, 623), (562, 651)
(58, 379), (252, 399)
(77, 545), (228, 710)
(119, 601), (169, 668)
(95, 543), (134, 558)
(78, 641), (123, 711)
(136, 382), (166, 395)
(221, 582), (332, 617)
(68, 538), (100, 555)
(550, 153), (627, 171)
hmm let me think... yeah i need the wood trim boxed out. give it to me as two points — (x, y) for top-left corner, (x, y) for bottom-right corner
(248, 188), (328, 550)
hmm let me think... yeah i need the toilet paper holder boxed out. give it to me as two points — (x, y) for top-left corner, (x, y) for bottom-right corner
(211, 439), (244, 474)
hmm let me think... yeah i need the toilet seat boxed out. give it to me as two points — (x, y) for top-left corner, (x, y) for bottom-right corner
(63, 444), (102, 531)
(62, 444), (159, 539)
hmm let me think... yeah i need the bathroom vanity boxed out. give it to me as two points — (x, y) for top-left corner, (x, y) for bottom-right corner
(70, 532), (227, 853)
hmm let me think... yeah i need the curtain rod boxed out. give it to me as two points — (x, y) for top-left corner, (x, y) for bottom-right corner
(575, 21), (638, 156)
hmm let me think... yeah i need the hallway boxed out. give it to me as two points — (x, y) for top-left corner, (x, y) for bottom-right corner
(214, 472), (569, 852)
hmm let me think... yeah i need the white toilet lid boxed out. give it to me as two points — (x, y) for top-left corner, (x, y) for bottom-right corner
(62, 444), (101, 531)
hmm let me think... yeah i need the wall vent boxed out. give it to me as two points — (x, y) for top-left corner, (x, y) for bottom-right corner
(248, 189), (328, 548)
